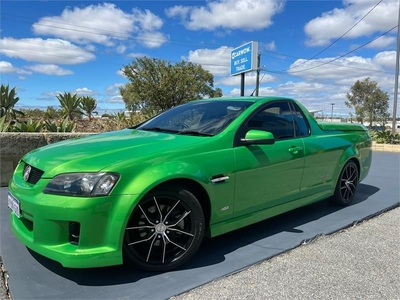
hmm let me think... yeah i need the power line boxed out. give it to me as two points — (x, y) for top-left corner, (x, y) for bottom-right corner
(290, 0), (383, 71)
(0, 11), (397, 77)
(289, 25), (398, 74)
(262, 49), (394, 76)
(2, 34), (395, 77)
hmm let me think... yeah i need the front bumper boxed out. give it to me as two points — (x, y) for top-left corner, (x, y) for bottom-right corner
(9, 164), (139, 268)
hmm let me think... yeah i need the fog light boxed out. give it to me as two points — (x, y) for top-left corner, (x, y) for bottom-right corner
(69, 222), (80, 245)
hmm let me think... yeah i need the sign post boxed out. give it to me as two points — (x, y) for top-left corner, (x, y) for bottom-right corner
(230, 41), (259, 96)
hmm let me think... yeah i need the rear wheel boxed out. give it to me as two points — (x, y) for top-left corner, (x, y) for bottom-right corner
(330, 160), (359, 206)
(123, 186), (204, 271)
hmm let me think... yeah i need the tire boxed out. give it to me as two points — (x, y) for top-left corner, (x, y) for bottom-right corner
(330, 160), (359, 206)
(123, 186), (205, 271)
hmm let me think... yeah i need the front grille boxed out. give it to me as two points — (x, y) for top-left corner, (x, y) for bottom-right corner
(23, 163), (44, 184)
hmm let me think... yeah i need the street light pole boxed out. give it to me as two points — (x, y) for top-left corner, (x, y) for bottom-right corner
(392, 0), (400, 135)
(331, 103), (335, 122)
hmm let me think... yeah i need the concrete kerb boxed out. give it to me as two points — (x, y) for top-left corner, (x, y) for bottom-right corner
(0, 133), (399, 187)
(371, 141), (400, 153)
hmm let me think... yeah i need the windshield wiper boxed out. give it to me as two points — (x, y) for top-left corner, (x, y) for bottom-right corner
(139, 127), (213, 136)
(139, 127), (181, 133)
(178, 130), (214, 136)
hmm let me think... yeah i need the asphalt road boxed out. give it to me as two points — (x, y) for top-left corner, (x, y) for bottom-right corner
(172, 206), (400, 300)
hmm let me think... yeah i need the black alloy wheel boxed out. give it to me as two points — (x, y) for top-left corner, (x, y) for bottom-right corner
(330, 160), (359, 206)
(123, 187), (204, 271)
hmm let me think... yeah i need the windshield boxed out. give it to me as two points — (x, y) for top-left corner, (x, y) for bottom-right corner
(136, 100), (252, 136)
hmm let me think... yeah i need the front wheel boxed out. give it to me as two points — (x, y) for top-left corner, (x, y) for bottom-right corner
(330, 160), (359, 206)
(123, 186), (205, 271)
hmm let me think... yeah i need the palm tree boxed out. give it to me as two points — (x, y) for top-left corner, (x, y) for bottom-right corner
(79, 96), (98, 121)
(57, 92), (82, 120)
(0, 84), (24, 121)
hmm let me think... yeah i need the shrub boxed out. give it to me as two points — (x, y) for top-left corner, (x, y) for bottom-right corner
(11, 119), (43, 132)
(44, 119), (76, 132)
(370, 130), (400, 144)
(0, 116), (11, 132)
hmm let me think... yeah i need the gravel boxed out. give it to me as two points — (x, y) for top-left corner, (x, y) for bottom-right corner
(0, 258), (10, 300)
(171, 207), (400, 300)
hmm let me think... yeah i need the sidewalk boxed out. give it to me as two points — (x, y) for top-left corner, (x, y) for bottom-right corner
(172, 206), (400, 300)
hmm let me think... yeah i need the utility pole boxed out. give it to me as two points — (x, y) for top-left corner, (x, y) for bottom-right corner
(255, 53), (261, 96)
(331, 103), (335, 122)
(392, 1), (400, 135)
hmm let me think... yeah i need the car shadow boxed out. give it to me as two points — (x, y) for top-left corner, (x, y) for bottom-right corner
(29, 183), (380, 286)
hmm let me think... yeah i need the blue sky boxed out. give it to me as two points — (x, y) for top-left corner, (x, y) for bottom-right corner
(0, 0), (399, 117)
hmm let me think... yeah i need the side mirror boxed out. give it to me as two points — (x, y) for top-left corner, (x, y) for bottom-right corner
(240, 129), (275, 145)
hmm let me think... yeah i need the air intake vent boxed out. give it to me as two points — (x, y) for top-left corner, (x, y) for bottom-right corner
(23, 163), (44, 184)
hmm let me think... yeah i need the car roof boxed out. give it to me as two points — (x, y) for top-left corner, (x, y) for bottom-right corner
(193, 96), (294, 103)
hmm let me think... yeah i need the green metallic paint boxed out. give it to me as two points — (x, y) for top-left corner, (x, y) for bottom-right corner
(8, 96), (372, 268)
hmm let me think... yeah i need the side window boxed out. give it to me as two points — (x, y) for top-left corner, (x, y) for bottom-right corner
(291, 103), (310, 137)
(247, 102), (295, 140)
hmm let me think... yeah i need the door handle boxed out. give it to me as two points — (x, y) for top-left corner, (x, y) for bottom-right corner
(288, 146), (303, 154)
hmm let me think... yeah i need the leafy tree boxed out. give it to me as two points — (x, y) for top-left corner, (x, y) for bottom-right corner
(57, 92), (82, 120)
(120, 57), (223, 115)
(0, 84), (24, 121)
(345, 78), (389, 129)
(80, 96), (98, 121)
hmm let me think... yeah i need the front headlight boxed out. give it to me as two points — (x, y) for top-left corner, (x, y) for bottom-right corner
(43, 173), (119, 196)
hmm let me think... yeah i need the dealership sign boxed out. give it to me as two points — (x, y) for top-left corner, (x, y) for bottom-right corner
(230, 41), (258, 76)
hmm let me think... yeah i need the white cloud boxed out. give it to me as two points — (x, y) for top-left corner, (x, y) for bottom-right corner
(42, 91), (64, 98)
(105, 83), (124, 96)
(0, 38), (95, 64)
(287, 55), (388, 81)
(304, 0), (398, 46)
(277, 81), (332, 94)
(32, 3), (134, 46)
(263, 41), (277, 51)
(116, 69), (126, 77)
(133, 8), (163, 32)
(187, 46), (232, 76)
(0, 61), (32, 75)
(166, 0), (285, 31)
(165, 5), (191, 19)
(125, 52), (147, 59)
(365, 36), (396, 49)
(75, 87), (97, 96)
(373, 51), (396, 69)
(106, 95), (124, 104)
(217, 72), (277, 86)
(137, 31), (168, 49)
(116, 45), (127, 54)
(32, 3), (167, 48)
(26, 64), (73, 75)
(227, 85), (277, 97)
(85, 44), (97, 52)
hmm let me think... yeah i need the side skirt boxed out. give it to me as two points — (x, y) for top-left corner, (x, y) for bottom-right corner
(207, 190), (333, 238)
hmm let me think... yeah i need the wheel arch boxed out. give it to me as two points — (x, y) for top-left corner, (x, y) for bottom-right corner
(148, 178), (212, 229)
(336, 147), (361, 182)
